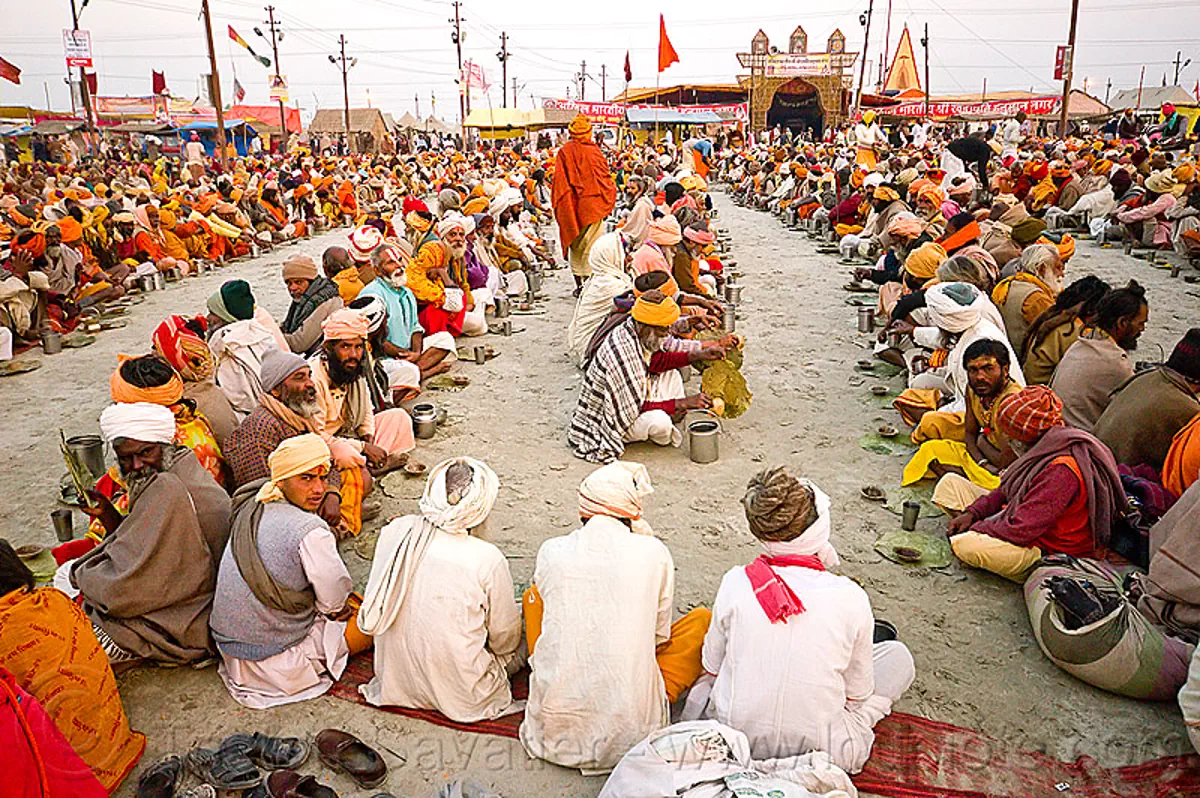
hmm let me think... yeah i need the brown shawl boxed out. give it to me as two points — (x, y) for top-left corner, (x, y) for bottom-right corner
(997, 426), (1127, 549)
(70, 450), (231, 663)
(1135, 480), (1200, 642)
(1093, 367), (1200, 469)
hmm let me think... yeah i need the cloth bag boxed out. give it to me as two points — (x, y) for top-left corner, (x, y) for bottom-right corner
(442, 287), (465, 313)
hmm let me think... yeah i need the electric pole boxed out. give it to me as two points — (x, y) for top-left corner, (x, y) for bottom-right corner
(201, 0), (228, 170)
(1173, 51), (1191, 85)
(855, 0), (874, 115)
(68, 0), (98, 153)
(921, 23), (929, 120)
(1058, 0), (1080, 136)
(329, 35), (351, 153)
(450, 0), (469, 147)
(263, 6), (288, 150)
(600, 64), (607, 101)
(512, 77), (518, 110)
(1105, 78), (1112, 105)
(415, 92), (420, 117)
(578, 60), (588, 100)
(497, 31), (509, 107)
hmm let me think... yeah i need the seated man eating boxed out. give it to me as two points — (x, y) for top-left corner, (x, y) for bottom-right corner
(686, 467), (915, 774)
(938, 386), (1127, 582)
(210, 434), (369, 708)
(357, 457), (523, 722)
(70, 403), (231, 665)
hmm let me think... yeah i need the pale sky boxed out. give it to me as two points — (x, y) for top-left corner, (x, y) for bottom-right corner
(2, 0), (1198, 122)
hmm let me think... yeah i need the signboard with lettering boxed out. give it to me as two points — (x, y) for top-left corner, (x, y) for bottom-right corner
(738, 51), (857, 76)
(885, 96), (1060, 119)
(542, 98), (749, 124)
(63, 29), (93, 69)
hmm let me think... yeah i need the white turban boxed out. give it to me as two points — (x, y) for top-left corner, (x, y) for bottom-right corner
(488, 194), (509, 218)
(578, 461), (655, 536)
(99, 402), (176, 444)
(461, 214), (476, 236)
(925, 282), (984, 334)
(419, 457), (500, 534)
(436, 213), (467, 238)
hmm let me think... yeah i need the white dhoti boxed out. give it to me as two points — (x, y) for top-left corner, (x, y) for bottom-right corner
(217, 618), (350, 709)
(624, 369), (685, 448)
(503, 269), (529, 297)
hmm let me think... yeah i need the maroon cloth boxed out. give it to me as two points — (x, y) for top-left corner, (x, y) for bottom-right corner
(968, 463), (1086, 550)
(829, 192), (865, 224)
(648, 349), (690, 373)
(989, 425), (1126, 549)
(641, 399), (678, 414)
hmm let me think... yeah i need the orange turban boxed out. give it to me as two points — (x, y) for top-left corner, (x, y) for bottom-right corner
(54, 217), (83, 244)
(568, 114), (593, 139)
(109, 355), (184, 406)
(12, 232), (46, 258)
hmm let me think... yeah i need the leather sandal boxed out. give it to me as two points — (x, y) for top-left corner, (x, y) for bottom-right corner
(315, 729), (387, 789)
(136, 754), (183, 798)
(267, 770), (339, 798)
(220, 732), (310, 770)
(185, 746), (262, 791)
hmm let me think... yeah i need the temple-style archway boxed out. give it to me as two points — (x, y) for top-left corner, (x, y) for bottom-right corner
(766, 78), (825, 135)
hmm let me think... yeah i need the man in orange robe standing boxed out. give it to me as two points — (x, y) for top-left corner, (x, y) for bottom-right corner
(552, 114), (616, 296)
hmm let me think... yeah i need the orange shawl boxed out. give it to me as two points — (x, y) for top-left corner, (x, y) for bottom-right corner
(551, 137), (616, 256)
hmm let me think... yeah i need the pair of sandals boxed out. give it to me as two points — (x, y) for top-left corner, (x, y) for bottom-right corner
(133, 733), (309, 796)
(260, 730), (388, 797)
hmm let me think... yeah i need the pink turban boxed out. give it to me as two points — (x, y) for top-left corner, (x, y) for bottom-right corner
(321, 308), (370, 341)
(647, 216), (682, 246)
(631, 243), (670, 276)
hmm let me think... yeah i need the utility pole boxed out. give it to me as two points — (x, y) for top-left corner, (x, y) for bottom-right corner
(1057, 0), (1080, 136)
(878, 0), (893, 91)
(200, 0), (228, 171)
(512, 77), (518, 110)
(450, 0), (469, 147)
(1104, 78), (1112, 105)
(600, 64), (607, 101)
(415, 92), (420, 117)
(497, 31), (509, 107)
(855, 0), (874, 115)
(578, 60), (588, 101)
(330, 35), (351, 153)
(263, 6), (288, 150)
(1173, 51), (1191, 85)
(921, 23), (929, 120)
(68, 0), (98, 153)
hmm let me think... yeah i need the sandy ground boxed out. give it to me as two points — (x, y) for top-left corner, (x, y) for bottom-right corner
(1, 192), (1196, 797)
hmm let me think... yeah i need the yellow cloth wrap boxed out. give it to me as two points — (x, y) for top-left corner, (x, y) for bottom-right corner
(892, 388), (942, 427)
(405, 210), (432, 233)
(902, 439), (1002, 491)
(634, 276), (680, 299)
(873, 186), (901, 202)
(911, 409), (966, 443)
(905, 242), (947, 280)
(835, 223), (864, 237)
(338, 464), (366, 537)
(256, 433), (332, 503)
(630, 294), (681, 327)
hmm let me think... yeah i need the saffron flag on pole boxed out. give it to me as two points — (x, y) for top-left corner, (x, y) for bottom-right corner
(0, 56), (20, 85)
(228, 25), (272, 68)
(624, 51), (632, 83)
(657, 14), (679, 73)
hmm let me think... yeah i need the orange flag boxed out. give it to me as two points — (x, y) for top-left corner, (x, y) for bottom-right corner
(657, 14), (679, 73)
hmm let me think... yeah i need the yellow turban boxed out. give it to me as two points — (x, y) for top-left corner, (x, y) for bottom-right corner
(568, 114), (593, 139)
(904, 242), (947, 280)
(463, 197), (488, 215)
(1174, 163), (1195, 184)
(405, 210), (432, 233)
(256, 433), (332, 503)
(1042, 233), (1076, 263)
(1092, 159), (1113, 175)
(680, 175), (702, 191)
(873, 185), (901, 203)
(630, 292), (681, 327)
(634, 275), (680, 299)
(862, 110), (877, 124)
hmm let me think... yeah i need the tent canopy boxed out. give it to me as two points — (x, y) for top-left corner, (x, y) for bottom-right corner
(463, 107), (529, 129)
(626, 108), (721, 125)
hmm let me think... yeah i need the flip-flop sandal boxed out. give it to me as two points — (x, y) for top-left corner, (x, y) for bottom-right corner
(267, 771), (338, 798)
(186, 746), (262, 791)
(315, 729), (387, 789)
(137, 754), (183, 798)
(220, 732), (310, 770)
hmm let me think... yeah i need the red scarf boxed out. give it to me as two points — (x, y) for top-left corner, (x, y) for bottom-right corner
(744, 554), (826, 624)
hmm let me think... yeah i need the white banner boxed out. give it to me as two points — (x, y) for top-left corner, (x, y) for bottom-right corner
(63, 29), (93, 69)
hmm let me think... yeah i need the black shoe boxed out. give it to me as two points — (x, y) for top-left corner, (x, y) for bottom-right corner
(137, 754), (183, 798)
(186, 746), (262, 791)
(220, 732), (310, 771)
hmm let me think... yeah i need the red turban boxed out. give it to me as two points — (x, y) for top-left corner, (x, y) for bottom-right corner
(996, 386), (1064, 443)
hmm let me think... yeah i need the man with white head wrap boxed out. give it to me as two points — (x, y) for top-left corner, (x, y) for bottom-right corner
(681, 467), (915, 774)
(520, 462), (712, 773)
(69, 402), (232, 665)
(210, 434), (369, 708)
(436, 213), (489, 336)
(357, 457), (523, 722)
(909, 282), (1024, 413)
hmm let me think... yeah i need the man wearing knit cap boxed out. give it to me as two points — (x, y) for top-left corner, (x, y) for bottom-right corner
(553, 114), (617, 293)
(569, 289), (720, 463)
(309, 308), (416, 478)
(280, 253), (344, 356)
(210, 433), (370, 708)
(936, 385), (1126, 581)
(207, 280), (289, 420)
(1094, 328), (1200, 473)
(70, 402), (232, 665)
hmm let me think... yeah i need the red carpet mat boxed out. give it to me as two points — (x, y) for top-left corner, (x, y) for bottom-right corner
(329, 653), (1200, 796)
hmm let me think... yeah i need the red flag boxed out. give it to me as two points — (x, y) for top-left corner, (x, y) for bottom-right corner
(0, 56), (20, 86)
(624, 51), (632, 83)
(152, 70), (167, 96)
(84, 71), (97, 95)
(1194, 79), (1199, 101)
(657, 15), (679, 73)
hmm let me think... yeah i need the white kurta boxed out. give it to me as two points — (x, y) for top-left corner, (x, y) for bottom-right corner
(519, 515), (674, 774)
(698, 564), (913, 774)
(216, 527), (354, 709)
(359, 531), (523, 722)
